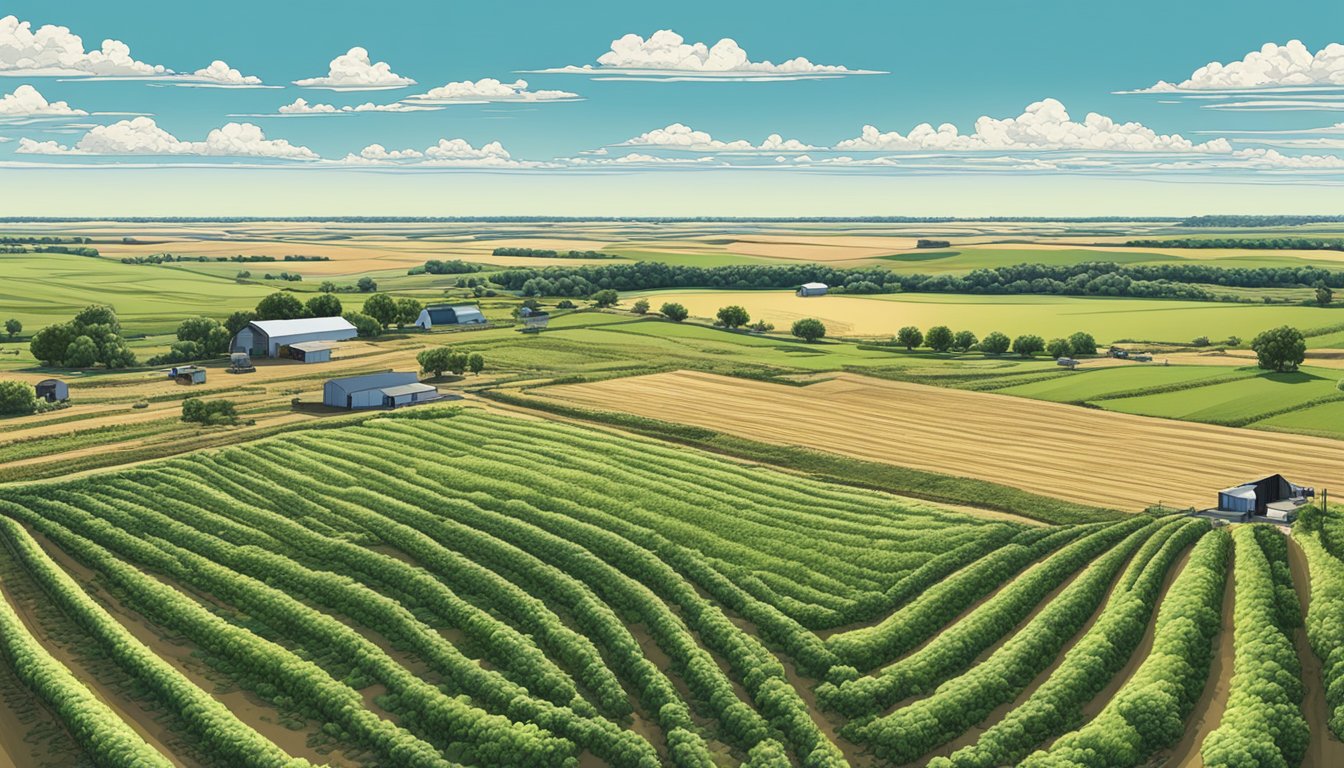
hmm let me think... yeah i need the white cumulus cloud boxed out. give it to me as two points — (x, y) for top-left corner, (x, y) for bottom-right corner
(1134, 40), (1344, 92)
(615, 123), (816, 152)
(176, 60), (266, 88)
(532, 29), (883, 81)
(0, 15), (167, 77)
(1231, 147), (1344, 169)
(0, 84), (86, 117)
(336, 137), (549, 168)
(403, 78), (579, 104)
(17, 117), (317, 160)
(834, 98), (1232, 153)
(293, 47), (414, 90)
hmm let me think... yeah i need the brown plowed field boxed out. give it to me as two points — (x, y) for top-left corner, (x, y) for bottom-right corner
(540, 370), (1344, 510)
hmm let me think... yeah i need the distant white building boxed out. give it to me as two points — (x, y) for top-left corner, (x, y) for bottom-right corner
(797, 282), (829, 297)
(232, 317), (357, 357)
(415, 304), (486, 330)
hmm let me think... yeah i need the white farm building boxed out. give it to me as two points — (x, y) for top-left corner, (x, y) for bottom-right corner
(415, 304), (486, 330)
(322, 372), (441, 409)
(797, 282), (829, 297)
(232, 317), (357, 357)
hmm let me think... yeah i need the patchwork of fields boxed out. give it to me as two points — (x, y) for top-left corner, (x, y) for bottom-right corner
(541, 370), (1344, 510)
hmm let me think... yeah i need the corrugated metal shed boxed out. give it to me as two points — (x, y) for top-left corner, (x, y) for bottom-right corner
(323, 371), (418, 408)
(234, 316), (357, 357)
(415, 304), (486, 329)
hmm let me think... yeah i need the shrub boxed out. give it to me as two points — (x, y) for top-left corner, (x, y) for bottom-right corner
(631, 298), (650, 315)
(0, 380), (37, 416)
(181, 398), (240, 426)
(980, 331), (1010, 355)
(792, 318), (826, 342)
(589, 289), (619, 308)
(1068, 331), (1097, 356)
(716, 305), (750, 329)
(660, 303), (689, 322)
(1012, 334), (1045, 357)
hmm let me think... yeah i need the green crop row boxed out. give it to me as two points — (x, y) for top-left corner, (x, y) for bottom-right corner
(1019, 528), (1230, 767)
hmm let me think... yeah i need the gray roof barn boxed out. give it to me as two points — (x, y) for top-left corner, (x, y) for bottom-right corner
(415, 304), (486, 330)
(233, 316), (357, 357)
(323, 371), (420, 409)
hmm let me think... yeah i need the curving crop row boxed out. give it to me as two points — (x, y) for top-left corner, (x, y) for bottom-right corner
(0, 500), (457, 768)
(1019, 527), (1230, 768)
(1295, 523), (1344, 738)
(825, 525), (1088, 672)
(853, 522), (1157, 762)
(931, 517), (1208, 768)
(817, 517), (1151, 718)
(0, 515), (313, 768)
(0, 530), (174, 768)
(1199, 525), (1307, 768)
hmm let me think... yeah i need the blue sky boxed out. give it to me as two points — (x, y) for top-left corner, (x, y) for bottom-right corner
(1, 0), (1343, 215)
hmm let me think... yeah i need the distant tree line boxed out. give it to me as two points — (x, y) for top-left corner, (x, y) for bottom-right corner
(494, 260), (1344, 301)
(1180, 215), (1344, 227)
(1126, 237), (1344, 251)
(491, 247), (620, 259)
(31, 245), (99, 257)
(410, 259), (485, 275)
(916, 239), (951, 249)
(0, 236), (91, 244)
(120, 253), (330, 265)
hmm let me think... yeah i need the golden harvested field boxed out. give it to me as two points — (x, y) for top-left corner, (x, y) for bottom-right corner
(540, 370), (1344, 510)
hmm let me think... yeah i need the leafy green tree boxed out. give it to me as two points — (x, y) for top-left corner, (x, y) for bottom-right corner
(72, 305), (120, 334)
(28, 324), (74, 366)
(1227, 335), (1242, 347)
(792, 318), (827, 342)
(952, 330), (978, 352)
(343, 311), (381, 338)
(925, 325), (954, 353)
(660, 302), (689, 322)
(356, 276), (377, 292)
(1068, 331), (1097, 356)
(63, 335), (99, 368)
(896, 326), (924, 350)
(319, 280), (337, 293)
(416, 347), (453, 377)
(362, 293), (399, 328)
(306, 293), (343, 318)
(0, 380), (37, 416)
(224, 310), (257, 337)
(1012, 334), (1046, 357)
(1047, 338), (1072, 359)
(176, 317), (230, 357)
(1252, 325), (1306, 372)
(181, 398), (239, 426)
(395, 298), (423, 328)
(3, 319), (20, 339)
(631, 298), (650, 315)
(448, 351), (469, 376)
(1316, 281), (1334, 306)
(590, 289), (619, 308)
(468, 353), (485, 375)
(716, 305), (750, 328)
(254, 292), (305, 321)
(1192, 336), (1210, 347)
(981, 331), (1011, 355)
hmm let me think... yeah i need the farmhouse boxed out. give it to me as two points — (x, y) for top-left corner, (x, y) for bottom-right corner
(322, 372), (440, 409)
(232, 317), (357, 358)
(1206, 474), (1314, 523)
(797, 282), (829, 297)
(34, 379), (68, 403)
(285, 340), (337, 363)
(415, 304), (486, 330)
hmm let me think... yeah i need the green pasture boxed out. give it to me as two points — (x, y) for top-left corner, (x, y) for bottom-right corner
(1098, 366), (1344, 425)
(996, 365), (1251, 403)
(1253, 399), (1344, 439)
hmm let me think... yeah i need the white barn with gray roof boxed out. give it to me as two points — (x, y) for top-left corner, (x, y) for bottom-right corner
(232, 317), (357, 357)
(323, 371), (439, 409)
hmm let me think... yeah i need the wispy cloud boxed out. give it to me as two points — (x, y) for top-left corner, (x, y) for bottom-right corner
(403, 78), (579, 104)
(613, 123), (816, 152)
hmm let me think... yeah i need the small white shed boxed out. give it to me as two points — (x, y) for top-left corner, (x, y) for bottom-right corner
(797, 282), (829, 297)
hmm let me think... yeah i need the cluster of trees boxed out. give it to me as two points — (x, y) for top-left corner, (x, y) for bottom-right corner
(0, 235), (91, 245)
(416, 347), (484, 377)
(1019, 529), (1230, 767)
(30, 305), (136, 369)
(916, 239), (951, 248)
(0, 517), (299, 767)
(262, 271), (302, 282)
(151, 317), (232, 365)
(889, 326), (1096, 358)
(1128, 237), (1344, 251)
(362, 293), (424, 330)
(861, 524), (1154, 763)
(0, 380), (38, 416)
(32, 245), (99, 257)
(820, 520), (1146, 718)
(122, 253), (324, 265)
(181, 398), (240, 426)
(1199, 527), (1307, 768)
(412, 259), (485, 275)
(932, 519), (1209, 768)
(4, 318), (20, 339)
(496, 260), (1344, 301)
(492, 247), (619, 259)
(1251, 326), (1307, 372)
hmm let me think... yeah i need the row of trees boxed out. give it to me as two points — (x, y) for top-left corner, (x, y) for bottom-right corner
(890, 326), (1096, 358)
(1127, 237), (1344, 251)
(416, 347), (484, 377)
(491, 247), (619, 259)
(1293, 518), (1344, 739)
(494, 259), (1344, 300)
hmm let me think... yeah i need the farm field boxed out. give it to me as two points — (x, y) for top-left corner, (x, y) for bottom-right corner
(625, 289), (1344, 343)
(4, 407), (1343, 768)
(1098, 365), (1344, 425)
(539, 370), (1344, 510)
